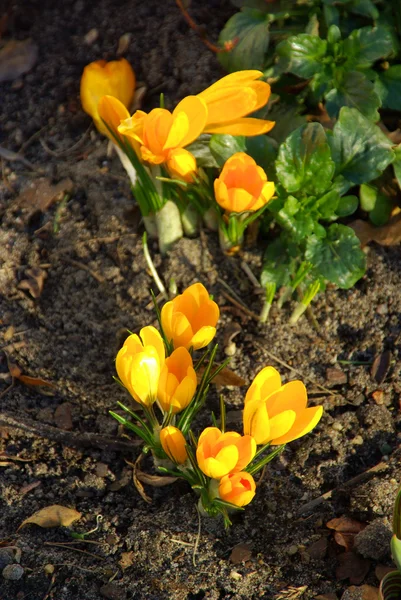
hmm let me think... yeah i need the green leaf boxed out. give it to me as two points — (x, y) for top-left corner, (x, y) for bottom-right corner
(186, 135), (219, 168)
(209, 134), (246, 167)
(261, 237), (296, 288)
(218, 9), (270, 72)
(276, 123), (335, 196)
(351, 0), (379, 20)
(266, 102), (307, 146)
(394, 145), (401, 189)
(380, 570), (401, 600)
(329, 107), (394, 184)
(336, 195), (358, 217)
(276, 34), (327, 79)
(391, 535), (401, 573)
(325, 71), (381, 122)
(313, 189), (340, 219)
(276, 202), (316, 242)
(305, 223), (366, 288)
(376, 66), (401, 111)
(360, 183), (394, 226)
(344, 26), (394, 69)
(245, 135), (277, 180)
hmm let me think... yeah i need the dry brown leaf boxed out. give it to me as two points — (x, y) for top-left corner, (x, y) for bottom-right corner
(18, 267), (47, 299)
(0, 38), (38, 82)
(197, 364), (246, 387)
(229, 542), (253, 564)
(307, 536), (328, 560)
(327, 516), (366, 534)
(342, 585), (380, 600)
(135, 470), (178, 487)
(15, 177), (73, 216)
(371, 352), (391, 384)
(375, 565), (395, 581)
(350, 214), (401, 247)
(125, 457), (152, 504)
(119, 551), (135, 570)
(336, 551), (370, 585)
(19, 481), (41, 496)
(54, 403), (73, 430)
(18, 505), (81, 531)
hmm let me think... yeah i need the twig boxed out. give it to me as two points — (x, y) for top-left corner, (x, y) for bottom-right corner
(255, 343), (336, 397)
(240, 261), (261, 289)
(220, 290), (260, 322)
(296, 456), (394, 516)
(142, 232), (167, 299)
(18, 125), (48, 154)
(0, 412), (141, 453)
(44, 542), (104, 560)
(0, 145), (37, 171)
(39, 125), (92, 158)
(175, 0), (222, 53)
(42, 573), (56, 600)
(59, 257), (105, 284)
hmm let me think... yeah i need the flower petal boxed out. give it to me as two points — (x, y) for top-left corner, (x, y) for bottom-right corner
(268, 410), (296, 441)
(172, 96), (208, 147)
(266, 381), (308, 418)
(243, 399), (270, 445)
(245, 366), (282, 405)
(205, 117), (275, 136)
(271, 406), (323, 445)
(190, 326), (217, 350)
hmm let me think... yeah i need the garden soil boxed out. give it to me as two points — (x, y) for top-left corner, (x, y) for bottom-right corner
(1, 1), (401, 599)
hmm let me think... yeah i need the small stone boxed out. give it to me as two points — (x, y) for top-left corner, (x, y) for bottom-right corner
(224, 342), (236, 357)
(372, 391), (384, 405)
(84, 28), (99, 45)
(326, 367), (347, 385)
(376, 304), (388, 315)
(0, 549), (14, 570)
(100, 583), (126, 600)
(354, 519), (392, 561)
(54, 402), (73, 430)
(117, 33), (131, 56)
(288, 545), (298, 556)
(44, 564), (55, 575)
(352, 435), (364, 446)
(2, 564), (24, 581)
(95, 463), (109, 477)
(229, 570), (242, 580)
(332, 422), (343, 431)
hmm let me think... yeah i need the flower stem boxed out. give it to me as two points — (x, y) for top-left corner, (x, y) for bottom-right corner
(155, 200), (183, 255)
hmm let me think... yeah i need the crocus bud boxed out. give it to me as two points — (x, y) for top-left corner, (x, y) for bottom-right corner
(214, 152), (275, 214)
(196, 427), (256, 479)
(115, 326), (165, 407)
(218, 471), (256, 507)
(80, 58), (135, 135)
(158, 347), (197, 414)
(161, 283), (219, 351)
(160, 426), (188, 464)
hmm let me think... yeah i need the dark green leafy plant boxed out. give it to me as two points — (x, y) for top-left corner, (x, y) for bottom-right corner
(276, 24), (395, 121)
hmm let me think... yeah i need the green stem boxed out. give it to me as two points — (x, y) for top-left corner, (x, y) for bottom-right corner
(289, 280), (320, 325)
(155, 200), (183, 255)
(181, 202), (200, 237)
(260, 282), (276, 323)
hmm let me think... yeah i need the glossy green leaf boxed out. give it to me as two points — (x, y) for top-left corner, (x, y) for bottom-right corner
(351, 0), (379, 19)
(380, 570), (401, 600)
(186, 135), (219, 168)
(267, 102), (307, 146)
(325, 71), (381, 122)
(392, 535), (401, 573)
(276, 123), (335, 196)
(218, 9), (270, 72)
(393, 485), (401, 539)
(393, 145), (401, 190)
(329, 107), (394, 184)
(276, 33), (327, 78)
(336, 195), (358, 217)
(261, 237), (296, 288)
(305, 223), (366, 288)
(360, 183), (393, 226)
(313, 189), (340, 219)
(376, 66), (401, 111)
(344, 26), (394, 69)
(210, 134), (246, 167)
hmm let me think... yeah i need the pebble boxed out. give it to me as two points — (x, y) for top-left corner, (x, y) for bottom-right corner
(288, 545), (298, 556)
(84, 28), (99, 45)
(2, 564), (24, 581)
(0, 549), (14, 570)
(326, 367), (347, 385)
(332, 422), (343, 431)
(224, 342), (236, 356)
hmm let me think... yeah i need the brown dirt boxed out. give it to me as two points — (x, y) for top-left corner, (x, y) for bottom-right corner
(1, 1), (401, 599)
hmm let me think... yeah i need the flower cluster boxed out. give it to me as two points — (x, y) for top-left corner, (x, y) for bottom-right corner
(111, 283), (323, 525)
(80, 61), (276, 254)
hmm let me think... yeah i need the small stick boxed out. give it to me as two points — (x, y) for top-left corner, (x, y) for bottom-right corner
(0, 412), (141, 453)
(240, 261), (261, 289)
(296, 457), (392, 516)
(175, 0), (222, 53)
(255, 343), (336, 397)
(39, 125), (92, 158)
(220, 290), (260, 322)
(44, 542), (104, 560)
(142, 232), (167, 299)
(59, 257), (105, 284)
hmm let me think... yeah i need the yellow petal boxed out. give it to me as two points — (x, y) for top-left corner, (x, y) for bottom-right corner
(267, 381), (308, 418)
(248, 80), (271, 111)
(227, 187), (255, 213)
(163, 111), (190, 150)
(261, 181), (275, 204)
(139, 326), (165, 367)
(160, 426), (188, 464)
(199, 70), (264, 96)
(201, 87), (258, 126)
(268, 410), (296, 441)
(167, 148), (197, 183)
(271, 406), (323, 445)
(98, 95), (131, 140)
(243, 399), (270, 445)
(245, 366), (281, 404)
(204, 118), (275, 137)
(190, 326), (217, 350)
(233, 435), (256, 472)
(207, 445), (239, 478)
(172, 96), (208, 147)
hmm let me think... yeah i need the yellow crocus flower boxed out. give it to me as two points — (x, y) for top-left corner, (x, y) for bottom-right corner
(161, 283), (219, 351)
(196, 427), (256, 480)
(158, 347), (197, 414)
(160, 426), (188, 464)
(243, 367), (323, 445)
(80, 59), (135, 136)
(116, 326), (165, 407)
(218, 471), (256, 507)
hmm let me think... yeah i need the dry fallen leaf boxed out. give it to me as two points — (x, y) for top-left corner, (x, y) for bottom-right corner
(371, 351), (391, 384)
(0, 38), (38, 82)
(135, 470), (178, 487)
(197, 364), (246, 387)
(336, 551), (370, 585)
(119, 551), (135, 570)
(54, 402), (73, 431)
(18, 505), (81, 530)
(229, 542), (253, 564)
(342, 585), (379, 600)
(327, 515), (366, 551)
(350, 214), (401, 247)
(5, 355), (55, 394)
(15, 177), (73, 217)
(18, 267), (47, 299)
